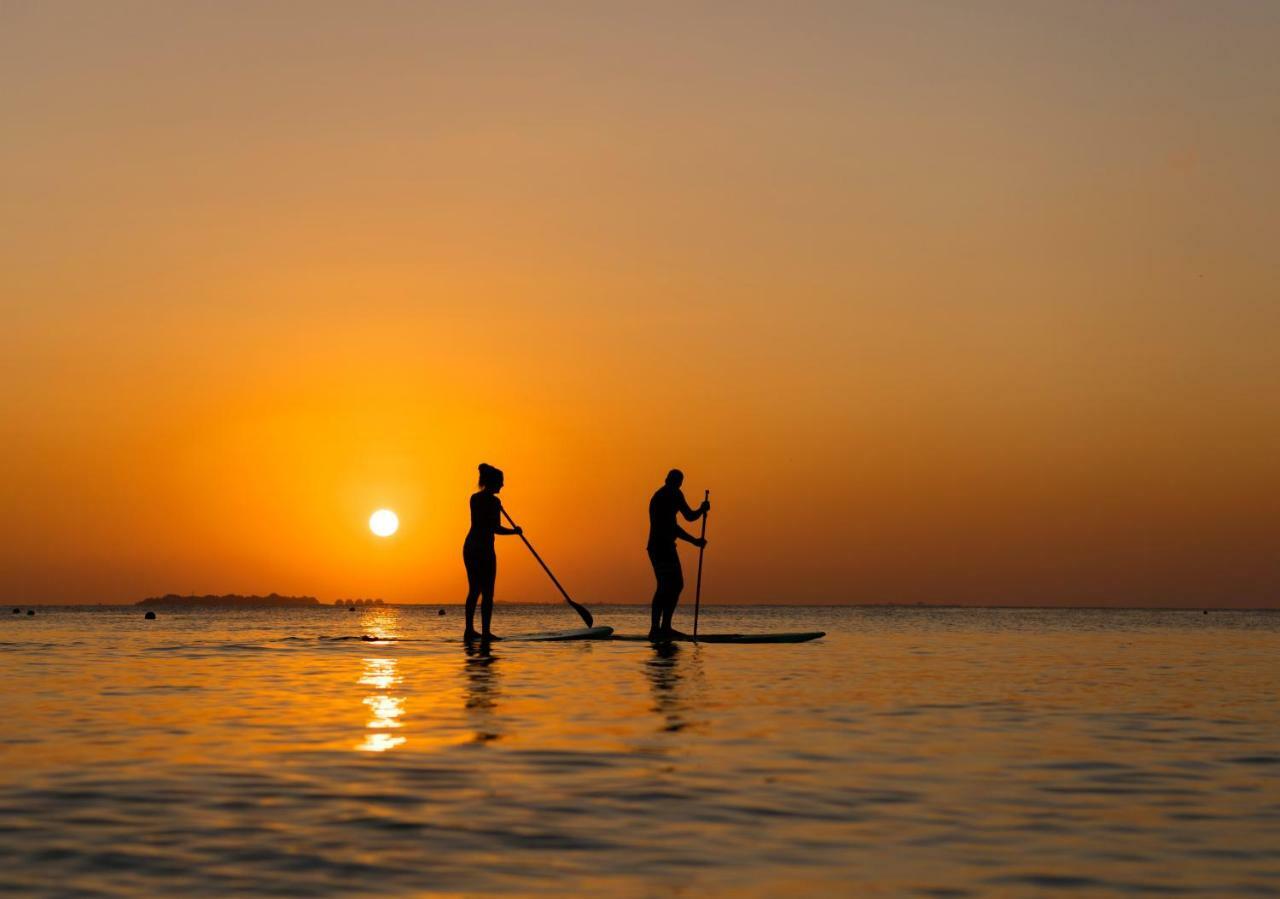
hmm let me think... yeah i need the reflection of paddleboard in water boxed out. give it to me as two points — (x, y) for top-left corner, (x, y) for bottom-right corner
(491, 626), (614, 642)
(611, 631), (825, 644)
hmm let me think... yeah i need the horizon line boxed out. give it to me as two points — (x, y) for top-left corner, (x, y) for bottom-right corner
(10, 601), (1278, 612)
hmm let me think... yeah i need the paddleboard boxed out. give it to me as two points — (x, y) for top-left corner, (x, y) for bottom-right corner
(493, 626), (614, 642)
(610, 631), (825, 644)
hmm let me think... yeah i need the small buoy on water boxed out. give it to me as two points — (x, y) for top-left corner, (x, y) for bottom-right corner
(27, 610), (35, 616)
(144, 611), (157, 620)
(438, 608), (446, 616)
(1203, 610), (1209, 615)
(11, 608), (18, 614)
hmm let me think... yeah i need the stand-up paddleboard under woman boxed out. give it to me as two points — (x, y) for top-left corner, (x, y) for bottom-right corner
(463, 463), (522, 641)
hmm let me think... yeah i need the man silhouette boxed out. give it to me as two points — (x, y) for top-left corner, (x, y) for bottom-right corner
(647, 469), (709, 639)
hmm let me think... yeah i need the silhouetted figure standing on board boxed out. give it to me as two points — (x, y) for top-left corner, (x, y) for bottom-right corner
(647, 469), (709, 639)
(463, 463), (522, 641)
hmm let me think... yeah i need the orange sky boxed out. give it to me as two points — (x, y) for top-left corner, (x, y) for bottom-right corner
(3, 3), (1278, 607)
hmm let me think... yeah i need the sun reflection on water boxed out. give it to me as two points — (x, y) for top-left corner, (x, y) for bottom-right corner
(361, 608), (400, 643)
(356, 656), (406, 752)
(359, 732), (406, 752)
(364, 694), (405, 729)
(358, 658), (399, 691)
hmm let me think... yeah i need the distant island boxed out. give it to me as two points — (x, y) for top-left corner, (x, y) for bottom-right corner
(137, 593), (321, 608)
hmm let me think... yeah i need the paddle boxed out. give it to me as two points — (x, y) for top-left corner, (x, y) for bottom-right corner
(693, 489), (710, 640)
(500, 505), (594, 628)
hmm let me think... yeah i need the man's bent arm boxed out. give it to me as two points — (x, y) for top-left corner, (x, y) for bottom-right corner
(678, 493), (704, 522)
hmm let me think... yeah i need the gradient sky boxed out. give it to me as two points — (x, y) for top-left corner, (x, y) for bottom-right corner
(3, 2), (1278, 607)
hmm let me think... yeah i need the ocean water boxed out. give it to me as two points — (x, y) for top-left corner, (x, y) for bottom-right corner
(1, 605), (1277, 897)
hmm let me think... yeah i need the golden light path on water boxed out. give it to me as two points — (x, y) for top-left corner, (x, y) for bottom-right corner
(356, 609), (406, 752)
(357, 658), (406, 752)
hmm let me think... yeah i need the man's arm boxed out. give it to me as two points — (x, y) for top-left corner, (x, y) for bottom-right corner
(675, 525), (705, 547)
(678, 490), (709, 522)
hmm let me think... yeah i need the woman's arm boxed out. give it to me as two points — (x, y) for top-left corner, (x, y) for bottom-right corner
(493, 499), (522, 535)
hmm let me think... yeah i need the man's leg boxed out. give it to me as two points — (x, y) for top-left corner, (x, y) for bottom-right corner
(650, 585), (664, 636)
(660, 563), (684, 634)
(648, 550), (666, 637)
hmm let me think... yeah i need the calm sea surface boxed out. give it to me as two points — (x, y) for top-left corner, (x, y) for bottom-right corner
(1, 605), (1277, 897)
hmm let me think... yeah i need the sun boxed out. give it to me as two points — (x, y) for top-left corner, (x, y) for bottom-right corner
(369, 509), (399, 537)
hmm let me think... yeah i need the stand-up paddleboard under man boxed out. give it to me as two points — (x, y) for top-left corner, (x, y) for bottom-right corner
(647, 469), (710, 640)
(623, 470), (825, 644)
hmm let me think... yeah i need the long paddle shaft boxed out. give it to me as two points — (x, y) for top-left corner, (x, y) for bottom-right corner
(500, 506), (594, 628)
(693, 489), (710, 640)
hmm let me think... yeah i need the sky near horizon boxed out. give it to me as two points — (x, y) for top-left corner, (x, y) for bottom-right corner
(3, 2), (1278, 607)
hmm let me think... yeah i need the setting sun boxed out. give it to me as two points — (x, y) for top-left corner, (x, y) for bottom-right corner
(369, 509), (399, 538)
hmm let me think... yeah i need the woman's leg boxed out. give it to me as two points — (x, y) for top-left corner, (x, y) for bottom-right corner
(464, 589), (480, 636)
(480, 557), (499, 638)
(464, 551), (482, 637)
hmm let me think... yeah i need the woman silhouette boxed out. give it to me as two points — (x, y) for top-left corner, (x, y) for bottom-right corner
(463, 463), (521, 640)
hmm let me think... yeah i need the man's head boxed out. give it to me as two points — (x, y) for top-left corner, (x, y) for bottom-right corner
(665, 469), (684, 488)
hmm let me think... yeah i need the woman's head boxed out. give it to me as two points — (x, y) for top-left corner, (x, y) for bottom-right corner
(478, 463), (504, 493)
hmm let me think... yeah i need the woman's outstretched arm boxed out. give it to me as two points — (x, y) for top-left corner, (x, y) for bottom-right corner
(494, 501), (521, 535)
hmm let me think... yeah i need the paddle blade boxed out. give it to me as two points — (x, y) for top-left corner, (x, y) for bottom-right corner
(567, 598), (593, 628)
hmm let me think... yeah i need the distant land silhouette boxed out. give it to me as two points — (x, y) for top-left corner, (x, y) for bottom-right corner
(137, 593), (320, 608)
